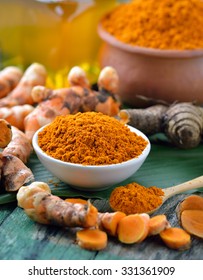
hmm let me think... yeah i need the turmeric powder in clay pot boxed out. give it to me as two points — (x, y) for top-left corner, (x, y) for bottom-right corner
(98, 0), (203, 106)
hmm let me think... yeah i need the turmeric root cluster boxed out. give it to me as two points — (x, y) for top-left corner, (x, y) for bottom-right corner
(119, 103), (203, 149)
(0, 63), (120, 143)
(17, 182), (196, 251)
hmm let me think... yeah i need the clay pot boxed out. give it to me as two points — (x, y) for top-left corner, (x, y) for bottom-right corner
(97, 24), (203, 107)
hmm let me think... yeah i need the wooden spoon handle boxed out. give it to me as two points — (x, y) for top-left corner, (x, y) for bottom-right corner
(163, 176), (203, 201)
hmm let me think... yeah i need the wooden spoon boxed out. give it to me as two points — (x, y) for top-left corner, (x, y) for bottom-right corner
(148, 176), (203, 214)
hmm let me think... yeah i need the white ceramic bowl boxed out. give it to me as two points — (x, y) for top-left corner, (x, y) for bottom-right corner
(32, 125), (151, 191)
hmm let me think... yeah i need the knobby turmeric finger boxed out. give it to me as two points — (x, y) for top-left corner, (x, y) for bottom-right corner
(0, 63), (47, 107)
(76, 229), (108, 251)
(0, 104), (34, 131)
(120, 103), (203, 149)
(68, 66), (90, 88)
(0, 66), (23, 99)
(159, 227), (191, 250)
(17, 182), (51, 209)
(0, 119), (12, 148)
(17, 182), (98, 228)
(1, 155), (34, 192)
(3, 126), (33, 163)
(180, 210), (203, 239)
(119, 105), (168, 135)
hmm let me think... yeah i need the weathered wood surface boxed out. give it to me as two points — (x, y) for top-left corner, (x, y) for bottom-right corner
(0, 193), (202, 260)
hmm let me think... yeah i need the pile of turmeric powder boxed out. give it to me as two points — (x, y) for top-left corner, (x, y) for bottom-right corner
(38, 112), (148, 165)
(109, 182), (164, 215)
(101, 0), (203, 50)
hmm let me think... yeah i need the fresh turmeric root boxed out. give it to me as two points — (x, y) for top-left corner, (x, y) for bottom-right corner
(0, 63), (47, 107)
(17, 182), (98, 228)
(148, 214), (171, 236)
(117, 213), (150, 244)
(23, 66), (120, 141)
(119, 102), (203, 149)
(65, 198), (88, 205)
(0, 104), (34, 131)
(0, 119), (12, 148)
(1, 154), (34, 192)
(159, 227), (191, 250)
(0, 66), (23, 99)
(76, 229), (108, 251)
(3, 126), (33, 163)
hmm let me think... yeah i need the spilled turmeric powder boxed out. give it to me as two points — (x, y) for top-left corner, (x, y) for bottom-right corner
(102, 0), (203, 50)
(38, 112), (148, 165)
(109, 182), (164, 214)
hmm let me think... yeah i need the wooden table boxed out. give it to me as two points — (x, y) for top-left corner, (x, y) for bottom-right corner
(0, 138), (203, 260)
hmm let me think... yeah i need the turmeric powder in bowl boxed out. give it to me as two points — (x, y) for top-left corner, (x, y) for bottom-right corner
(37, 112), (148, 165)
(33, 112), (150, 190)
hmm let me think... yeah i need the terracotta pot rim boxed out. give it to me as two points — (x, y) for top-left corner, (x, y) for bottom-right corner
(97, 23), (203, 59)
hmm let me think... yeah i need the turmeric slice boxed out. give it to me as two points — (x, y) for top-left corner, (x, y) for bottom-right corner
(0, 119), (12, 148)
(117, 214), (149, 244)
(76, 229), (108, 251)
(180, 210), (203, 239)
(176, 195), (203, 219)
(148, 214), (171, 236)
(159, 227), (191, 250)
(98, 211), (126, 236)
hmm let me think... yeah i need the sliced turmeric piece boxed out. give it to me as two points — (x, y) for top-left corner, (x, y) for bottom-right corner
(181, 210), (203, 238)
(177, 195), (203, 216)
(99, 211), (126, 236)
(76, 228), (108, 251)
(159, 227), (191, 250)
(117, 214), (149, 244)
(148, 214), (171, 236)
(0, 119), (12, 148)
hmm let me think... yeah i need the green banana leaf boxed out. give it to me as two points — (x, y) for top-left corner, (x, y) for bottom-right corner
(0, 133), (203, 205)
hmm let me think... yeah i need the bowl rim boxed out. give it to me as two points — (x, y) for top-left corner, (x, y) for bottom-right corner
(32, 124), (151, 169)
(97, 22), (203, 59)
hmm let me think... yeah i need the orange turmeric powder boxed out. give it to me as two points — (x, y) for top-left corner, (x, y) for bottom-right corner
(109, 182), (164, 215)
(101, 0), (203, 50)
(38, 112), (148, 165)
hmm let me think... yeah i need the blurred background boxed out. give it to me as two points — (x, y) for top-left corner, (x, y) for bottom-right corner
(0, 0), (128, 85)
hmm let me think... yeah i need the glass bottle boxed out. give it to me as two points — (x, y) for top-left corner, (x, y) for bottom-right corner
(0, 0), (117, 85)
